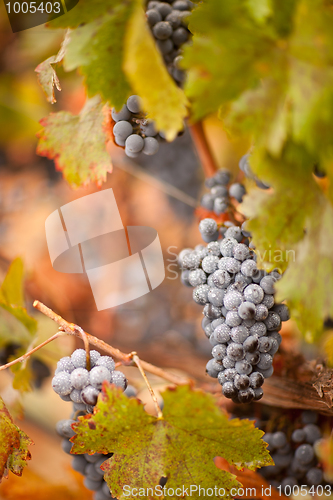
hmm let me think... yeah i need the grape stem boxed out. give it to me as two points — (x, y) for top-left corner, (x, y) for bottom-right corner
(0, 300), (191, 386)
(189, 121), (218, 178)
(131, 352), (163, 419)
(0, 330), (67, 371)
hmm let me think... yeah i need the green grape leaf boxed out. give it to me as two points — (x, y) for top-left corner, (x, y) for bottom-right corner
(276, 199), (333, 341)
(37, 96), (112, 187)
(123, 2), (188, 140)
(241, 143), (320, 270)
(245, 0), (272, 23)
(0, 396), (33, 481)
(0, 259), (37, 337)
(45, 0), (134, 110)
(71, 384), (272, 499)
(34, 31), (70, 104)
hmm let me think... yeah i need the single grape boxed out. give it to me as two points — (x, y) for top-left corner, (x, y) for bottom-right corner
(226, 343), (245, 361)
(240, 260), (257, 277)
(213, 324), (231, 343)
(125, 134), (144, 153)
(156, 2), (172, 17)
(220, 238), (238, 258)
(70, 388), (84, 403)
(222, 381), (237, 399)
(71, 349), (87, 368)
(211, 270), (231, 289)
(146, 8), (162, 26)
(212, 344), (227, 361)
(222, 357), (236, 369)
(306, 467), (323, 485)
(84, 477), (103, 491)
(272, 431), (287, 449)
(56, 356), (75, 374)
(52, 372), (72, 396)
(260, 275), (276, 295)
(245, 351), (260, 365)
(181, 252), (200, 270)
(223, 291), (243, 310)
(244, 284), (264, 304)
(206, 359), (219, 378)
(142, 137), (159, 155)
(111, 371), (128, 390)
(214, 197), (228, 214)
(234, 373), (250, 390)
(238, 388), (255, 403)
(200, 193), (215, 210)
(56, 419), (76, 438)
(291, 429), (305, 443)
(273, 303), (290, 322)
(193, 284), (210, 305)
(233, 243), (250, 261)
(303, 424), (321, 444)
(71, 368), (90, 390)
(249, 322), (266, 337)
(261, 294), (275, 309)
(295, 444), (314, 465)
(90, 366), (112, 389)
(257, 353), (273, 370)
(165, 10), (181, 28)
(140, 120), (157, 137)
(188, 269), (207, 287)
(203, 303), (221, 320)
(113, 120), (133, 140)
(258, 337), (273, 353)
(229, 183), (246, 202)
(230, 325), (249, 343)
(243, 335), (259, 353)
(238, 301), (256, 320)
(206, 241), (220, 256)
(208, 288), (225, 307)
(225, 310), (242, 327)
(126, 95), (142, 114)
(254, 304), (269, 321)
(249, 371), (264, 389)
(156, 38), (174, 54)
(81, 385), (100, 406)
(72, 455), (87, 475)
(264, 311), (281, 331)
(202, 255), (219, 273)
(235, 360), (252, 375)
(111, 105), (131, 122)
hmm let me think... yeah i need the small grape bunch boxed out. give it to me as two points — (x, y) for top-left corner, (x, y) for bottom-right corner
(260, 411), (330, 493)
(178, 219), (289, 404)
(57, 385), (136, 500)
(52, 348), (128, 413)
(111, 95), (162, 158)
(146, 0), (194, 85)
(200, 169), (247, 217)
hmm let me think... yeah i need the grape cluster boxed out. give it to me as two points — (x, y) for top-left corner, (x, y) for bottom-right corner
(239, 154), (270, 190)
(146, 0), (194, 85)
(200, 170), (246, 216)
(52, 348), (127, 413)
(0, 342), (51, 389)
(179, 219), (289, 404)
(53, 349), (130, 499)
(111, 96), (162, 158)
(260, 411), (330, 493)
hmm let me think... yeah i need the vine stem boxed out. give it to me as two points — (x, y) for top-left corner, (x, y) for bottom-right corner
(189, 121), (218, 178)
(0, 330), (66, 371)
(131, 352), (163, 419)
(22, 301), (190, 386)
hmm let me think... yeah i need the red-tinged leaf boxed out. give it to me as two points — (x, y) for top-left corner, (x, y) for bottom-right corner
(37, 96), (112, 187)
(0, 397), (33, 481)
(71, 384), (272, 500)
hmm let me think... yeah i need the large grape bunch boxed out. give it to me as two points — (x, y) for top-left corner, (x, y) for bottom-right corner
(111, 1), (194, 158)
(179, 218), (289, 404)
(53, 349), (130, 500)
(200, 169), (247, 217)
(260, 411), (331, 493)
